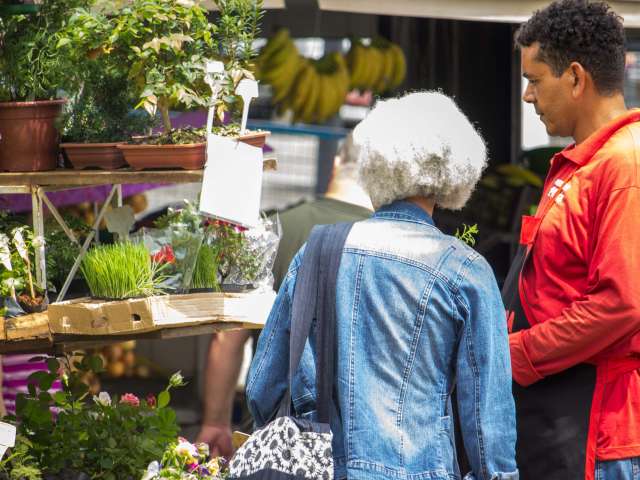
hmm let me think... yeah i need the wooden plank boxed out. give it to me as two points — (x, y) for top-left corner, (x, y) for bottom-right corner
(0, 156), (276, 188)
(0, 169), (204, 187)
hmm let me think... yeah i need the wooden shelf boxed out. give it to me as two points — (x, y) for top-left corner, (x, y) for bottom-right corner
(0, 168), (204, 188)
(0, 321), (252, 355)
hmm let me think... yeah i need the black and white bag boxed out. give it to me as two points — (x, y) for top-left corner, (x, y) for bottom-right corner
(229, 222), (353, 480)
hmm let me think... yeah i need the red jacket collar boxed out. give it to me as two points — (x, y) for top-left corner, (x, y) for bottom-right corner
(557, 109), (640, 166)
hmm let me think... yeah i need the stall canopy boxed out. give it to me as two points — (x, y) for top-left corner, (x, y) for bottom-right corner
(318, 0), (640, 27)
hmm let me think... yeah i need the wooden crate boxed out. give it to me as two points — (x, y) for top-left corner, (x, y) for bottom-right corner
(47, 291), (276, 336)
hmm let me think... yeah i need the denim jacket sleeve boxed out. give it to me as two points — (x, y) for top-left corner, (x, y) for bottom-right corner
(455, 254), (519, 480)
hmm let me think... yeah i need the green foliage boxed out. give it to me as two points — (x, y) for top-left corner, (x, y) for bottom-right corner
(80, 242), (166, 299)
(2, 353), (183, 479)
(192, 244), (221, 291)
(0, 227), (41, 303)
(62, 0), (218, 133)
(44, 215), (90, 292)
(208, 221), (260, 284)
(455, 223), (479, 247)
(60, 0), (264, 136)
(0, 0), (91, 101)
(60, 61), (157, 142)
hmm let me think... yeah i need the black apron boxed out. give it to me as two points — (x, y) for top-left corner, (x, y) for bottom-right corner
(502, 245), (596, 480)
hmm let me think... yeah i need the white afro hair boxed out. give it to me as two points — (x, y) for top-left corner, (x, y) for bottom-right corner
(353, 91), (487, 210)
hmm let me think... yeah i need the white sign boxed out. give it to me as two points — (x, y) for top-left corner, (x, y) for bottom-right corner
(0, 422), (16, 460)
(199, 134), (263, 228)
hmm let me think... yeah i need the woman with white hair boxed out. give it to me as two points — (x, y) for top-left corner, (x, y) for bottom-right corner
(246, 92), (518, 480)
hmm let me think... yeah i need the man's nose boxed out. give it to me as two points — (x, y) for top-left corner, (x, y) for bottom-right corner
(522, 84), (535, 104)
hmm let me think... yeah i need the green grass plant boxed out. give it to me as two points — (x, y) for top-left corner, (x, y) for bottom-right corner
(192, 243), (220, 291)
(80, 242), (164, 299)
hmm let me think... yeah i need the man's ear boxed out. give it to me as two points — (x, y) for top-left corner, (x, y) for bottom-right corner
(569, 62), (588, 98)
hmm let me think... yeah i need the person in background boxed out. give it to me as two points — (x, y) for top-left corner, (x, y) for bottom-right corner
(505, 1), (640, 479)
(247, 91), (518, 480)
(195, 134), (373, 457)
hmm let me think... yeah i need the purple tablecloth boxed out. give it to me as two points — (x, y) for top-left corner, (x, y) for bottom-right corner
(0, 184), (162, 213)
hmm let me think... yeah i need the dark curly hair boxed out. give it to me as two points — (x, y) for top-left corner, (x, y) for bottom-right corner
(515, 0), (626, 95)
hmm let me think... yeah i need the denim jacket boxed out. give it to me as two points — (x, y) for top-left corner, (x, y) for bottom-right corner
(246, 201), (518, 480)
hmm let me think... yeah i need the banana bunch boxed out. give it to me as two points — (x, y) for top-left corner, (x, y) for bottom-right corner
(256, 29), (306, 106)
(258, 29), (350, 124)
(287, 52), (350, 123)
(347, 37), (406, 94)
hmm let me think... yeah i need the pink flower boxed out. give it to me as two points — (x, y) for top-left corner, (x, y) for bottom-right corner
(120, 393), (140, 407)
(146, 394), (157, 408)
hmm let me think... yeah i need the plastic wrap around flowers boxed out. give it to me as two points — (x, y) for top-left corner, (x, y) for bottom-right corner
(142, 438), (228, 479)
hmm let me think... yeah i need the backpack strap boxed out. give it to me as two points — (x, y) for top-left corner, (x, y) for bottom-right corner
(276, 222), (353, 421)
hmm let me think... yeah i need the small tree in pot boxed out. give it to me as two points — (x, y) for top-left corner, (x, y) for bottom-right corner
(0, 0), (89, 172)
(63, 0), (265, 170)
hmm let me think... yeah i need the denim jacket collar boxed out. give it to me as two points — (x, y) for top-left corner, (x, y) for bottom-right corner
(373, 200), (435, 227)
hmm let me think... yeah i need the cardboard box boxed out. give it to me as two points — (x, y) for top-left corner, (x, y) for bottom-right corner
(48, 291), (276, 336)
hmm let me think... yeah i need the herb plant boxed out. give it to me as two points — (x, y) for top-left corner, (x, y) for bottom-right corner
(0, 354), (185, 480)
(0, 0), (90, 101)
(80, 242), (166, 299)
(192, 243), (221, 291)
(455, 223), (479, 247)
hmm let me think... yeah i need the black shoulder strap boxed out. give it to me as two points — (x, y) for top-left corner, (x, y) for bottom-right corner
(276, 222), (353, 422)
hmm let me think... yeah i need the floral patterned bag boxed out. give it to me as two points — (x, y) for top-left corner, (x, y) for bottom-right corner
(228, 222), (353, 480)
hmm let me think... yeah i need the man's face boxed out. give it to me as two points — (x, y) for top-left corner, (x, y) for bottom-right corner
(521, 43), (577, 138)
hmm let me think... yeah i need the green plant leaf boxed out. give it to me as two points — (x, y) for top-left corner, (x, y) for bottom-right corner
(157, 390), (170, 409)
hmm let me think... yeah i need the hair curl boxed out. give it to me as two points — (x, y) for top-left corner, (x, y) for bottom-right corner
(515, 0), (626, 95)
(353, 91), (487, 211)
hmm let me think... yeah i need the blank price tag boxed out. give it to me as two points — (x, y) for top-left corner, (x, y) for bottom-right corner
(199, 134), (263, 228)
(232, 431), (250, 450)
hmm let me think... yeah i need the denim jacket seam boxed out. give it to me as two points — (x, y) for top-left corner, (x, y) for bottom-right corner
(373, 212), (438, 229)
(454, 279), (490, 480)
(343, 248), (453, 287)
(245, 286), (292, 422)
(451, 251), (480, 293)
(347, 254), (366, 458)
(347, 460), (453, 479)
(396, 274), (438, 467)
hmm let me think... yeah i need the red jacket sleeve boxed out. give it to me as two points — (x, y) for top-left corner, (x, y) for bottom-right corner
(510, 186), (640, 386)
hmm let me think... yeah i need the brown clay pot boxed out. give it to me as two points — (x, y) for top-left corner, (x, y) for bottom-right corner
(238, 130), (270, 148)
(0, 99), (65, 172)
(61, 143), (127, 169)
(117, 143), (206, 170)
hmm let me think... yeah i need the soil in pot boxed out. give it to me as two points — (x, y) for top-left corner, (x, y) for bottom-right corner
(17, 293), (48, 313)
(60, 143), (127, 169)
(0, 99), (65, 172)
(117, 143), (205, 170)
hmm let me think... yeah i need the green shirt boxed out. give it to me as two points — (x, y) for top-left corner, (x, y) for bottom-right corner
(272, 197), (372, 290)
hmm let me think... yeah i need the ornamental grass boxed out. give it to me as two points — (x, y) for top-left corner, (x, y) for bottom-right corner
(80, 242), (164, 299)
(192, 244), (220, 291)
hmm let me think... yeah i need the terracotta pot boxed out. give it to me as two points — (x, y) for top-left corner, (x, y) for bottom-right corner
(61, 142), (127, 169)
(117, 143), (206, 170)
(0, 99), (65, 172)
(238, 130), (270, 148)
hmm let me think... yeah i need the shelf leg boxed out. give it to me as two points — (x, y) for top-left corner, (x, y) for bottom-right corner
(56, 185), (119, 303)
(31, 186), (47, 291)
(38, 188), (79, 245)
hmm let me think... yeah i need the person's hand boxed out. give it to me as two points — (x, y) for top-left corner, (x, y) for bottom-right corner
(196, 423), (234, 458)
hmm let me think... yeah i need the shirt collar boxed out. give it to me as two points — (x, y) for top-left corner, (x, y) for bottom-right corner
(373, 200), (435, 227)
(559, 109), (640, 166)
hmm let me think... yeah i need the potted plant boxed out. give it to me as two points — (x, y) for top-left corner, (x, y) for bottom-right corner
(143, 439), (229, 479)
(0, 0), (88, 172)
(64, 0), (266, 170)
(58, 62), (158, 169)
(0, 227), (47, 314)
(80, 242), (167, 300)
(0, 354), (186, 479)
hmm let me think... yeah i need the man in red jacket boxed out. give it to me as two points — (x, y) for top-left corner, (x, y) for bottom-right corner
(505, 1), (640, 479)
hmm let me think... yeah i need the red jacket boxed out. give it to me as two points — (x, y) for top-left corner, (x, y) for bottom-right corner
(510, 109), (640, 460)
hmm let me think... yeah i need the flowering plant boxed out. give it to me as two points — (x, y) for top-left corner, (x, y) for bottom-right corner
(143, 438), (228, 480)
(0, 355), (186, 480)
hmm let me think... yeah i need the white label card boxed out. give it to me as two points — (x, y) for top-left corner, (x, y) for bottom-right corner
(199, 134), (263, 228)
